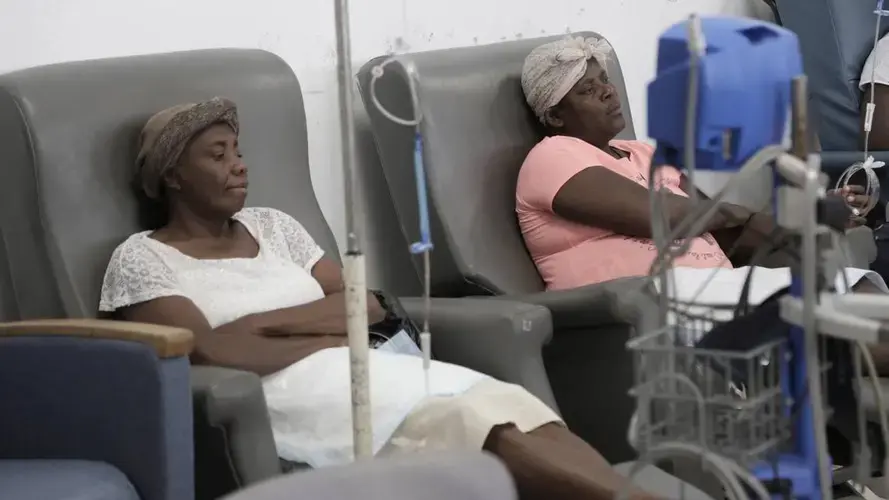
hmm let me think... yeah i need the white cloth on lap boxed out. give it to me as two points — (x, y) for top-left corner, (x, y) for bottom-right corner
(263, 347), (489, 467)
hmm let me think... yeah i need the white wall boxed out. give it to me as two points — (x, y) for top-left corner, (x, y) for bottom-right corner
(0, 0), (772, 248)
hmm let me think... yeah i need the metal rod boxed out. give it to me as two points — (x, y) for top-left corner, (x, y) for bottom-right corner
(793, 75), (833, 500)
(790, 77), (809, 161)
(334, 0), (361, 254)
(334, 0), (373, 460)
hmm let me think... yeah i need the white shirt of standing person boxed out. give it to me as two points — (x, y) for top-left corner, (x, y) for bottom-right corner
(861, 34), (889, 90)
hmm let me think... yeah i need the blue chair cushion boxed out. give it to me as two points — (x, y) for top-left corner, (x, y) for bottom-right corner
(0, 459), (140, 500)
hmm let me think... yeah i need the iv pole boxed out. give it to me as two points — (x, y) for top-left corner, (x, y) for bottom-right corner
(333, 0), (373, 460)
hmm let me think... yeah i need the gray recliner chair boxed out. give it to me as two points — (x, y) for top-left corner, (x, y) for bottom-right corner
(0, 48), (557, 499)
(358, 33), (646, 463)
(222, 453), (517, 500)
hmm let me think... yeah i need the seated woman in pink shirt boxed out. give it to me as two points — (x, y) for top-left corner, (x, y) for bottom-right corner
(516, 37), (889, 376)
(516, 37), (868, 291)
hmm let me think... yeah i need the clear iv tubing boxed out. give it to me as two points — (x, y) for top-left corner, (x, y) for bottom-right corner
(834, 0), (888, 218)
(368, 59), (434, 395)
(649, 14), (706, 323)
(865, 0), (888, 160)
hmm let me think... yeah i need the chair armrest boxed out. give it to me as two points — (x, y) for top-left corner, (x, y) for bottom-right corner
(191, 366), (281, 489)
(400, 297), (558, 412)
(222, 452), (516, 500)
(502, 277), (652, 330)
(0, 318), (193, 357)
(501, 279), (654, 462)
(0, 319), (193, 500)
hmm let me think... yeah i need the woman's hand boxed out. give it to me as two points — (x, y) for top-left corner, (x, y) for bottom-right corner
(827, 185), (871, 228)
(714, 203), (755, 229)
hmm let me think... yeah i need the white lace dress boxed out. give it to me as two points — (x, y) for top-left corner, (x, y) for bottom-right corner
(98, 207), (560, 467)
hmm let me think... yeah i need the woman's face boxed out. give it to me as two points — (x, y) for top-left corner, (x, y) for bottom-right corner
(168, 123), (248, 216)
(547, 59), (626, 142)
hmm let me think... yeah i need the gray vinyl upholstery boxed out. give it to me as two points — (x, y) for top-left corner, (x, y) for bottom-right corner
(360, 33), (634, 296)
(359, 33), (646, 462)
(227, 452), (715, 500)
(223, 453), (517, 500)
(0, 48), (560, 497)
(775, 0), (889, 176)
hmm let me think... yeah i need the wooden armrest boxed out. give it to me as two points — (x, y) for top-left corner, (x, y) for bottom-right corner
(0, 319), (193, 358)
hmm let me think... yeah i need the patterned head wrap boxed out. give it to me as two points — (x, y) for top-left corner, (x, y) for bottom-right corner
(521, 37), (612, 123)
(135, 97), (239, 199)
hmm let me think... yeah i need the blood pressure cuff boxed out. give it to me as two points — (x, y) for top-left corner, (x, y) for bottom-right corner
(695, 288), (860, 446)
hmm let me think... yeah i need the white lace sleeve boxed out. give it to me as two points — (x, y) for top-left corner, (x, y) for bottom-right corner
(246, 207), (325, 271)
(98, 237), (185, 312)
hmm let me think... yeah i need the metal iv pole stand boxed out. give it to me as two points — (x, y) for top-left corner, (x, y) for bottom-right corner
(791, 75), (833, 499)
(333, 0), (373, 460)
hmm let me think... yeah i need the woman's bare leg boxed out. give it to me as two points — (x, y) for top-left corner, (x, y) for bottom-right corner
(852, 279), (889, 375)
(483, 423), (659, 500)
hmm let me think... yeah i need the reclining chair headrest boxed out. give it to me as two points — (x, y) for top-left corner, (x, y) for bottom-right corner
(360, 33), (635, 296)
(0, 49), (337, 317)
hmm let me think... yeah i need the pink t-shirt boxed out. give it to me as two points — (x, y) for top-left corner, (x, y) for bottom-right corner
(516, 136), (731, 290)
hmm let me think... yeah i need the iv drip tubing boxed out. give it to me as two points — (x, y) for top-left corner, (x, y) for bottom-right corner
(368, 57), (434, 396)
(834, 0), (886, 219)
(649, 14), (705, 323)
(865, 0), (886, 160)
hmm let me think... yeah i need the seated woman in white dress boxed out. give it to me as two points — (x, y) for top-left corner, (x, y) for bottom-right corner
(97, 97), (685, 500)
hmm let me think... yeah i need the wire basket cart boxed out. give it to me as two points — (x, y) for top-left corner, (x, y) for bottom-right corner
(627, 301), (832, 470)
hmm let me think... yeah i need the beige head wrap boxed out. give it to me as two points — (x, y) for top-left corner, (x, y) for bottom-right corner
(135, 97), (239, 200)
(521, 36), (613, 123)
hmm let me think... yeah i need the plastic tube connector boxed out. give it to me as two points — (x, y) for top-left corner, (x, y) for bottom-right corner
(410, 242), (434, 254)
